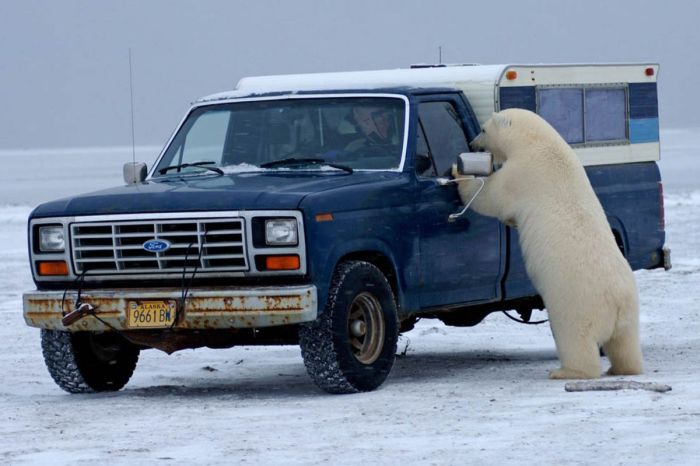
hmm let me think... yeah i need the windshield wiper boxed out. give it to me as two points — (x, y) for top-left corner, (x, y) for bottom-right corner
(159, 161), (224, 176)
(259, 157), (353, 174)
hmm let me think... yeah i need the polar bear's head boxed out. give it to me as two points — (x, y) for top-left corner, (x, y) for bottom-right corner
(471, 108), (559, 164)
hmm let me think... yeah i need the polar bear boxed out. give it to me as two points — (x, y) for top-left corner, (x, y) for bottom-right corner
(453, 108), (643, 379)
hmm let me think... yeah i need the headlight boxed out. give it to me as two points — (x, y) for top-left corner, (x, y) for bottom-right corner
(265, 219), (298, 245)
(39, 225), (65, 252)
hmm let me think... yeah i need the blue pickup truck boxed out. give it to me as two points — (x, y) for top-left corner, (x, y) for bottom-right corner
(24, 63), (669, 394)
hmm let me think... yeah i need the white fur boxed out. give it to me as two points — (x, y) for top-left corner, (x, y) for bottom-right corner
(454, 108), (643, 379)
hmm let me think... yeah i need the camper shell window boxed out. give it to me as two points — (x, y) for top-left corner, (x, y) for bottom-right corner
(538, 88), (584, 144)
(537, 85), (628, 146)
(584, 88), (627, 142)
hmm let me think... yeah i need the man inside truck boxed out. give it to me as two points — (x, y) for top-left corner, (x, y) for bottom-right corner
(345, 105), (395, 152)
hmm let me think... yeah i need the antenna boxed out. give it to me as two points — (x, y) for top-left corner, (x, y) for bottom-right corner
(128, 48), (136, 165)
(438, 46), (442, 65)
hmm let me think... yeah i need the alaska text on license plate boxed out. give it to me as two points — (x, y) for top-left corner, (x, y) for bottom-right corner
(127, 300), (177, 328)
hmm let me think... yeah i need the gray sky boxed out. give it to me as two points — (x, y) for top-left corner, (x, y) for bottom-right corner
(1, 0), (698, 150)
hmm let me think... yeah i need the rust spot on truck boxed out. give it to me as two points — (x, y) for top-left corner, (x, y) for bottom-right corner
(23, 286), (318, 332)
(183, 295), (304, 313)
(25, 296), (121, 315)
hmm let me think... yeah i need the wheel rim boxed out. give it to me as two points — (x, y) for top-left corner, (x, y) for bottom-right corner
(347, 292), (385, 364)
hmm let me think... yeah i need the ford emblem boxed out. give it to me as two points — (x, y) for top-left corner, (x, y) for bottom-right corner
(143, 239), (171, 253)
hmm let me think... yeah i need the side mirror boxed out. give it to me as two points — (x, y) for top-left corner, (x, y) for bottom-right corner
(445, 152), (493, 222)
(455, 152), (493, 177)
(123, 162), (147, 185)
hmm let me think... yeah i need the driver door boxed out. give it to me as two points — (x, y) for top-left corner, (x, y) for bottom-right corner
(415, 97), (504, 308)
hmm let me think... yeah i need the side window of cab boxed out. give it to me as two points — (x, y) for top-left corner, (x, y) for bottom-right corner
(415, 101), (471, 177)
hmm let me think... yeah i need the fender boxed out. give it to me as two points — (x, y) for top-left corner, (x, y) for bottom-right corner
(315, 237), (414, 318)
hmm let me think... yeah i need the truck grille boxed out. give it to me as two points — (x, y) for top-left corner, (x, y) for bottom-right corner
(71, 218), (247, 275)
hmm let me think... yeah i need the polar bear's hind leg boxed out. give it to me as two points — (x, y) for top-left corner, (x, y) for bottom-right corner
(603, 326), (643, 375)
(548, 314), (602, 379)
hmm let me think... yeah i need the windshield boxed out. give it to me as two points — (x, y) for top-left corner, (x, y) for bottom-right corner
(153, 96), (407, 176)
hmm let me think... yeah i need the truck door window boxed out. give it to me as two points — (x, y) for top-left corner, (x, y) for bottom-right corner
(415, 122), (437, 177)
(417, 101), (470, 177)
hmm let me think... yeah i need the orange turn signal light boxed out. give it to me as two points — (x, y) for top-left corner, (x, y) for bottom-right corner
(37, 261), (69, 276)
(265, 255), (300, 271)
(505, 70), (518, 80)
(315, 213), (334, 222)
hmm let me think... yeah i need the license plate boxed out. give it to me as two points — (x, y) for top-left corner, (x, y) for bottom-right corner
(126, 300), (177, 328)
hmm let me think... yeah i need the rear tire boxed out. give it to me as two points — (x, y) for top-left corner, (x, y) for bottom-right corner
(299, 261), (399, 394)
(41, 329), (140, 393)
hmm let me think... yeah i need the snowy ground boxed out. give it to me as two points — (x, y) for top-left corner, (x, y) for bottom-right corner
(0, 132), (698, 465)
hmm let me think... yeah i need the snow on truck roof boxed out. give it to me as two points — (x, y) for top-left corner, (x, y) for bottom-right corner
(198, 65), (509, 102)
(238, 65), (507, 92)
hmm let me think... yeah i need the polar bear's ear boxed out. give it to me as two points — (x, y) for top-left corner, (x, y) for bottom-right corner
(493, 113), (511, 129)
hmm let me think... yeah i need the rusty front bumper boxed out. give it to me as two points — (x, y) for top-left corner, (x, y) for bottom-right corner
(23, 285), (317, 331)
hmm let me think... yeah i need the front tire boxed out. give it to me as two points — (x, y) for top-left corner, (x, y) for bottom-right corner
(299, 261), (399, 394)
(41, 329), (140, 393)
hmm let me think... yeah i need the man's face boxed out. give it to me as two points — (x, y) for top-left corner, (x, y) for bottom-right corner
(354, 107), (391, 141)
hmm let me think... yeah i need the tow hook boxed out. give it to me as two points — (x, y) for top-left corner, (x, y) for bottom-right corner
(62, 303), (96, 326)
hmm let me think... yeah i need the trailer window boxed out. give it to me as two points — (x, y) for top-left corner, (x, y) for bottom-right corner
(538, 86), (628, 146)
(538, 88), (584, 144)
(585, 88), (626, 142)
